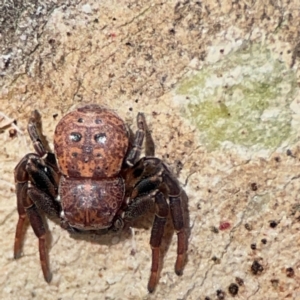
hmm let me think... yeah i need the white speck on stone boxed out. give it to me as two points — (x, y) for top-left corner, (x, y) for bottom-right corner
(206, 38), (243, 64)
(188, 58), (199, 69)
(260, 108), (281, 121)
(20, 34), (27, 41)
(2, 54), (11, 61)
(36, 6), (43, 16)
(82, 4), (92, 14)
(290, 94), (300, 114)
(3, 286), (12, 294)
(111, 236), (120, 244)
(106, 272), (123, 285)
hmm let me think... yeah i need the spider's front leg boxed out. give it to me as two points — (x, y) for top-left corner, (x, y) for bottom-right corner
(14, 110), (61, 282)
(125, 112), (155, 167)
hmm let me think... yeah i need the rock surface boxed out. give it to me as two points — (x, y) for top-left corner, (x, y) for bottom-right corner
(1, 1), (300, 299)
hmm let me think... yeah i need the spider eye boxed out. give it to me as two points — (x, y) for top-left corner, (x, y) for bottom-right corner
(94, 133), (106, 144)
(69, 132), (82, 142)
(77, 118), (84, 123)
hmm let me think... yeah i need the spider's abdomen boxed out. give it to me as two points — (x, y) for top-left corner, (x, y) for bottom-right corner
(54, 105), (129, 178)
(60, 176), (125, 230)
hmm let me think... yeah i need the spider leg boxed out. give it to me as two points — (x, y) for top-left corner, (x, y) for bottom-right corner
(144, 117), (155, 157)
(121, 105), (186, 292)
(163, 170), (186, 276)
(148, 191), (169, 292)
(124, 194), (155, 220)
(125, 112), (155, 166)
(14, 179), (52, 282)
(25, 154), (59, 203)
(27, 110), (48, 157)
(125, 113), (146, 166)
(27, 110), (59, 172)
(14, 180), (28, 259)
(14, 154), (33, 259)
(123, 190), (168, 293)
(123, 157), (186, 292)
(14, 154), (61, 282)
(26, 198), (52, 282)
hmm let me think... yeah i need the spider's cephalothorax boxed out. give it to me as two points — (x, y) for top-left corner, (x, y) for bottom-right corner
(14, 104), (187, 292)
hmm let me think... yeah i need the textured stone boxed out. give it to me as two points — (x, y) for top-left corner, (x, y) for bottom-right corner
(1, 0), (300, 299)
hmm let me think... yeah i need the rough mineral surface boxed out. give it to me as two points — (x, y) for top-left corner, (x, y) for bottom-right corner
(1, 1), (300, 299)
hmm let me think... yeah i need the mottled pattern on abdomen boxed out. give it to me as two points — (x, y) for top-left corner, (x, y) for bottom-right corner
(60, 176), (125, 230)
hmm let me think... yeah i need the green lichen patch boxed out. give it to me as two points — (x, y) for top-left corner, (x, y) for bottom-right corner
(176, 44), (298, 151)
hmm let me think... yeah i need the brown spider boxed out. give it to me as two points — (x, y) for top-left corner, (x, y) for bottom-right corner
(14, 104), (187, 292)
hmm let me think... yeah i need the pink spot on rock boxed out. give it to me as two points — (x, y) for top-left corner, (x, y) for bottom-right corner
(219, 221), (230, 230)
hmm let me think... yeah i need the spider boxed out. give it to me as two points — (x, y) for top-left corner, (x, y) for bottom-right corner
(14, 104), (187, 292)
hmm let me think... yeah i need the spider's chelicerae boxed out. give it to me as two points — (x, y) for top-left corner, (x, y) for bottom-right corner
(14, 104), (187, 292)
